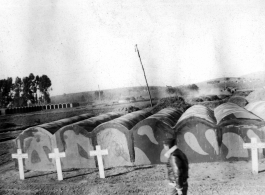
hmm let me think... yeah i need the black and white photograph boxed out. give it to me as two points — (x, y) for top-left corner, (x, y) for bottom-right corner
(1, 0), (265, 194)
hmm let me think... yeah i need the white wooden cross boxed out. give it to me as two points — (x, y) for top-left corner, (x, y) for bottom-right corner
(12, 149), (28, 180)
(48, 148), (66, 181)
(90, 145), (108, 178)
(243, 138), (265, 174)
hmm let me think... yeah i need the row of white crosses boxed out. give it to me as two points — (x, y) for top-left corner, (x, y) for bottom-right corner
(11, 137), (265, 180)
(12, 145), (108, 181)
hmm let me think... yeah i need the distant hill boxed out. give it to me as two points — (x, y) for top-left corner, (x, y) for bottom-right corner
(50, 86), (169, 105)
(196, 71), (265, 91)
(50, 71), (265, 105)
(242, 70), (265, 79)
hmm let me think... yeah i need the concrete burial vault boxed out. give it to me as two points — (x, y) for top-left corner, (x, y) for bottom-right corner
(15, 113), (95, 171)
(245, 101), (265, 121)
(132, 108), (183, 165)
(173, 105), (219, 163)
(55, 112), (123, 169)
(214, 102), (265, 161)
(92, 110), (152, 168)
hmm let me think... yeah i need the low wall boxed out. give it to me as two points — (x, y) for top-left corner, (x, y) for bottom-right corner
(4, 102), (80, 116)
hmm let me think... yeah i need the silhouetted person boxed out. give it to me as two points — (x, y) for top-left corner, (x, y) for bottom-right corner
(163, 138), (189, 195)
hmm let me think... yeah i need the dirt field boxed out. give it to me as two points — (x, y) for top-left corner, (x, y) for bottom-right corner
(1, 156), (265, 195)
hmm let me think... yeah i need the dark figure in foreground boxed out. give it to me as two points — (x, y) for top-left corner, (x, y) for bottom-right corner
(163, 138), (189, 195)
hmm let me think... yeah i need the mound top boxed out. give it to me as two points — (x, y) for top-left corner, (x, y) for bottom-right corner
(150, 96), (191, 114)
(228, 96), (248, 107)
(246, 88), (265, 102)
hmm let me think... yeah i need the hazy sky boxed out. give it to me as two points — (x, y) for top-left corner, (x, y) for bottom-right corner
(1, 0), (265, 96)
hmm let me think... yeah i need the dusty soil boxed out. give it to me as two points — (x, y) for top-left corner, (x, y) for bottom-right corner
(1, 157), (265, 195)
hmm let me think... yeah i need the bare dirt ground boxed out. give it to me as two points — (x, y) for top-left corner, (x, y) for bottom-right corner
(1, 156), (265, 195)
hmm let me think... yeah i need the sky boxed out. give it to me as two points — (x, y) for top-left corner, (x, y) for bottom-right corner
(1, 0), (265, 96)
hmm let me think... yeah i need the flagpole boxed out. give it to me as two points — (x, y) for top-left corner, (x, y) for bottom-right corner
(135, 44), (153, 107)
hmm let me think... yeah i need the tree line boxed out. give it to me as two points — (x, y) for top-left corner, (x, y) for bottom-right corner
(0, 73), (52, 108)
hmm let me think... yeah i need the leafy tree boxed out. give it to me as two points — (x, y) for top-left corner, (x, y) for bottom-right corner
(29, 73), (40, 104)
(12, 77), (23, 107)
(39, 75), (52, 103)
(0, 74), (52, 107)
(22, 76), (35, 105)
(0, 77), (13, 107)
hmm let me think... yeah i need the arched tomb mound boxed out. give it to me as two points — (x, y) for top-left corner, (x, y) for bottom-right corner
(37, 113), (95, 134)
(228, 96), (248, 107)
(215, 102), (265, 161)
(174, 105), (219, 163)
(214, 102), (262, 125)
(55, 112), (123, 169)
(14, 113), (95, 171)
(93, 110), (152, 168)
(132, 108), (183, 165)
(245, 101), (265, 120)
(246, 88), (265, 103)
(15, 127), (56, 171)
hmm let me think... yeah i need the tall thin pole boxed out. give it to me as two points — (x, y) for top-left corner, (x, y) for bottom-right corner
(135, 44), (153, 107)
